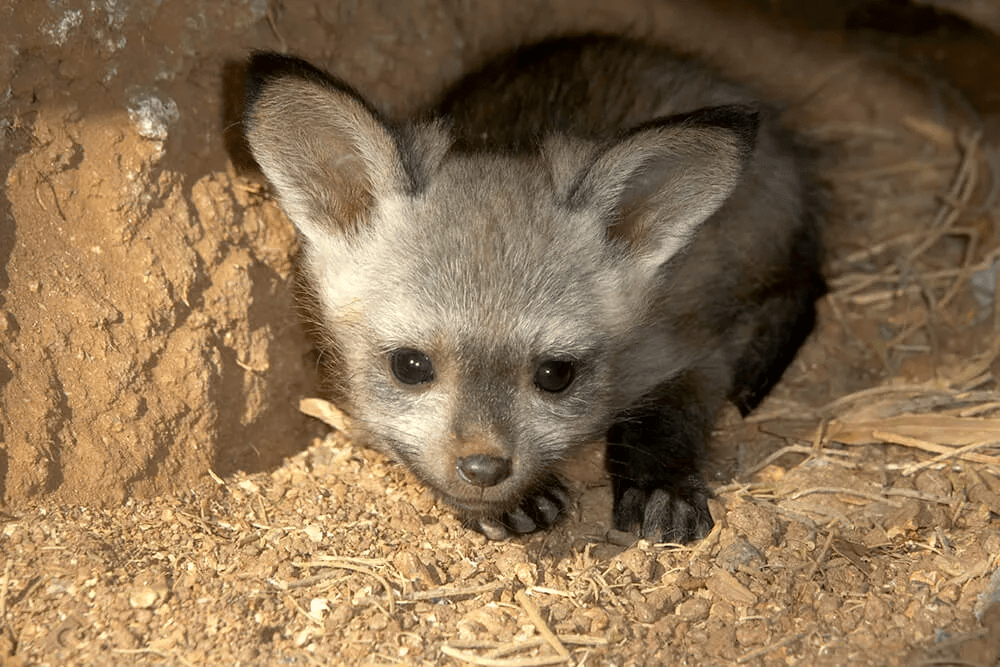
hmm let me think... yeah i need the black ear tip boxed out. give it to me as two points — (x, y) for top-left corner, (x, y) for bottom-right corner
(244, 51), (333, 109)
(731, 105), (761, 144)
(245, 51), (323, 79)
(646, 104), (762, 154)
(244, 51), (286, 109)
(697, 104), (761, 150)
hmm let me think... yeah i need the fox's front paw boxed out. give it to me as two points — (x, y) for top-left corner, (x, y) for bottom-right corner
(612, 474), (713, 544)
(465, 479), (571, 540)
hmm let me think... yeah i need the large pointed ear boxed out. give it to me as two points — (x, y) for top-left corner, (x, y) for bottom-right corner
(242, 52), (448, 243)
(564, 105), (759, 275)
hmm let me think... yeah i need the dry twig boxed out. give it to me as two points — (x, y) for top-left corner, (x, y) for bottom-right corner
(515, 590), (571, 661)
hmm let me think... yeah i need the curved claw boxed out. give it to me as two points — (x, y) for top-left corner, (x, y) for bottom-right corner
(614, 475), (713, 544)
(464, 477), (571, 540)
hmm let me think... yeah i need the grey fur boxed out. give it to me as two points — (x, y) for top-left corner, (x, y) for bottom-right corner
(243, 35), (825, 542)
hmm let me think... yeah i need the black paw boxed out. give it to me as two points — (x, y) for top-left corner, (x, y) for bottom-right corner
(612, 474), (713, 544)
(464, 479), (570, 540)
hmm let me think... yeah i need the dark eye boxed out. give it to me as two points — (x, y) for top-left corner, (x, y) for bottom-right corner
(533, 359), (576, 393)
(390, 348), (435, 385)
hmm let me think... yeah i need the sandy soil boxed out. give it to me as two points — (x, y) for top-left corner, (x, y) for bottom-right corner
(1, 0), (999, 664)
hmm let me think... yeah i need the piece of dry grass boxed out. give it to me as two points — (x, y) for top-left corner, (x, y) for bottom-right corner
(515, 590), (570, 661)
(440, 632), (609, 666)
(286, 556), (397, 614)
(900, 440), (998, 476)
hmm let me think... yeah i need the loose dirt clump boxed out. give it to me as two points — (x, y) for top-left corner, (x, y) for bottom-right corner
(1, 0), (999, 664)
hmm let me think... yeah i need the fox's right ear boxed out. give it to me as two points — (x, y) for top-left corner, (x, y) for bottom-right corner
(243, 53), (447, 243)
(558, 105), (759, 280)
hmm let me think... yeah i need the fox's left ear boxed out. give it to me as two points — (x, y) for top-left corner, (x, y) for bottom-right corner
(562, 105), (759, 275)
(242, 52), (449, 245)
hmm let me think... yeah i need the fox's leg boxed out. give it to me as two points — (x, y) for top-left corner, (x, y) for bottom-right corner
(726, 272), (825, 416)
(605, 369), (719, 543)
(607, 273), (823, 543)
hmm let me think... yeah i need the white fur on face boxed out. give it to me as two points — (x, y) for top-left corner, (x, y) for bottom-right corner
(305, 157), (637, 506)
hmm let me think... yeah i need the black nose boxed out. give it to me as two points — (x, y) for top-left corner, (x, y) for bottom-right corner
(456, 454), (511, 487)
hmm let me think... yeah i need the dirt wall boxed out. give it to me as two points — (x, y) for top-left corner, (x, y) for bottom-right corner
(0, 0), (323, 505)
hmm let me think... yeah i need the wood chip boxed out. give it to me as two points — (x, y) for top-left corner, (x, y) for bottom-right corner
(298, 397), (352, 432)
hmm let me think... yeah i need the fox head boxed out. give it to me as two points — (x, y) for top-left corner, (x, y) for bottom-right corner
(242, 52), (757, 518)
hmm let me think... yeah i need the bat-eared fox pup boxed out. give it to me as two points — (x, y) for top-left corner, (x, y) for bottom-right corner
(242, 34), (825, 543)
